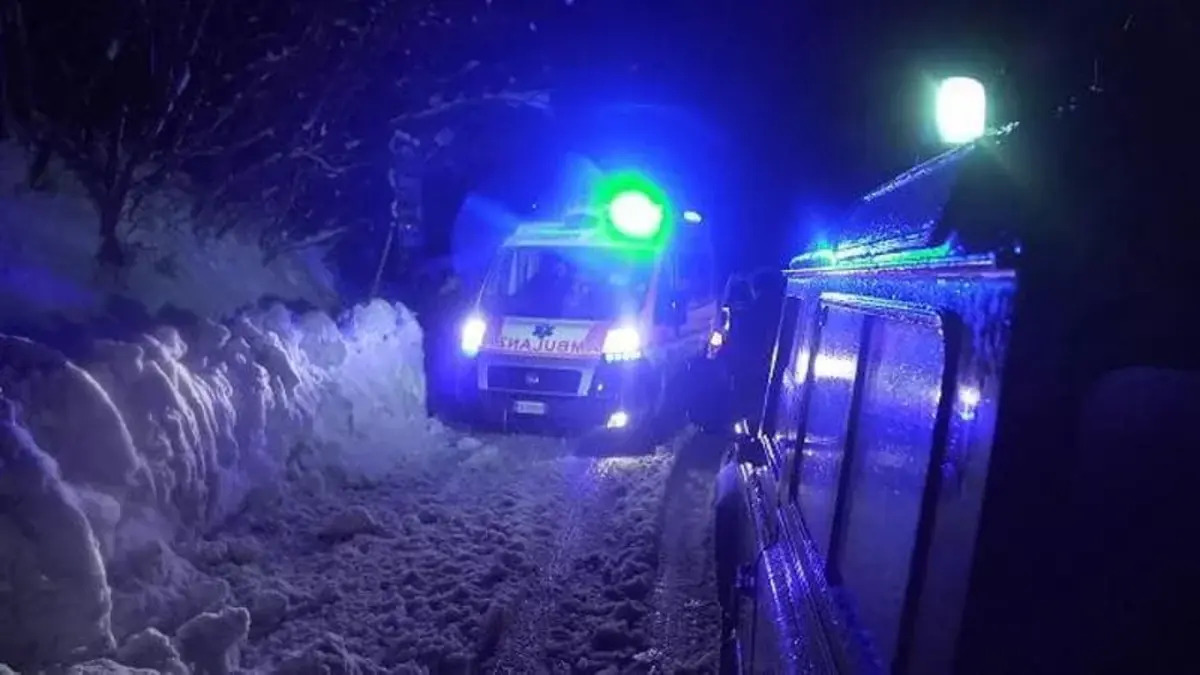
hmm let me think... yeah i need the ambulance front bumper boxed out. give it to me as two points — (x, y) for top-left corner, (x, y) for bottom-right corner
(456, 353), (657, 428)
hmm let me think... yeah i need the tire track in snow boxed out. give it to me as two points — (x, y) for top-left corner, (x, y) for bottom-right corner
(491, 452), (614, 673)
(646, 431), (723, 672)
(387, 431), (567, 527)
(429, 433), (567, 500)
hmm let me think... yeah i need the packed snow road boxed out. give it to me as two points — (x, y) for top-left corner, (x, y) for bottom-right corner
(189, 426), (724, 674)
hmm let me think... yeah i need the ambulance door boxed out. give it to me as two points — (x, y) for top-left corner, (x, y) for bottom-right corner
(650, 253), (684, 351)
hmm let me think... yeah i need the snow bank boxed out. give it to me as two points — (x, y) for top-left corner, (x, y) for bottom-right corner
(0, 142), (338, 328)
(0, 298), (433, 671)
(0, 396), (115, 667)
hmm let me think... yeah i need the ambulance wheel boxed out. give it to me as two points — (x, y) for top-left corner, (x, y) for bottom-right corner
(447, 370), (474, 424)
(691, 359), (732, 434)
(652, 365), (688, 439)
(447, 384), (501, 434)
(636, 367), (669, 445)
(448, 399), (487, 434)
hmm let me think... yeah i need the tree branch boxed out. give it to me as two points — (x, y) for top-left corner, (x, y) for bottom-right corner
(390, 89), (551, 124)
(289, 147), (367, 177)
(263, 225), (348, 263)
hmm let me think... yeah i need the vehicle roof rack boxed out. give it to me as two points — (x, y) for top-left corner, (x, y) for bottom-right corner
(789, 124), (1020, 271)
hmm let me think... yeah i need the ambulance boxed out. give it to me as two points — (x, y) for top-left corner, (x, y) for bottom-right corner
(454, 173), (717, 434)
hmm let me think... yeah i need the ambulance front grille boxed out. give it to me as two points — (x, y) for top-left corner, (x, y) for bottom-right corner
(487, 366), (582, 395)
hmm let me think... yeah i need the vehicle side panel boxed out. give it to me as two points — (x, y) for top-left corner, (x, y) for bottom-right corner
(739, 261), (1016, 673)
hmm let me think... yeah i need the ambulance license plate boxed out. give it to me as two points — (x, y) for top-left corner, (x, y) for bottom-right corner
(513, 400), (547, 416)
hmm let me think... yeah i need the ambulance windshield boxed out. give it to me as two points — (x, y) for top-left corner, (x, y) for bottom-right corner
(483, 246), (654, 320)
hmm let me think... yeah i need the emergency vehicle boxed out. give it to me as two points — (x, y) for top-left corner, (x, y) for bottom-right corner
(717, 71), (1200, 674)
(455, 174), (717, 435)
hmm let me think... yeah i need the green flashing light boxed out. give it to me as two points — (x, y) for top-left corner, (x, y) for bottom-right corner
(589, 171), (674, 249)
(790, 237), (959, 270)
(608, 190), (664, 239)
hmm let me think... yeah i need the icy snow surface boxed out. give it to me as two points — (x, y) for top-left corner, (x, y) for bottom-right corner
(1, 293), (721, 673)
(196, 429), (722, 674)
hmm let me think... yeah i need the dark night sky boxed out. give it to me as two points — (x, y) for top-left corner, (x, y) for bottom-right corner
(452, 0), (1159, 271)
(590, 1), (1139, 262)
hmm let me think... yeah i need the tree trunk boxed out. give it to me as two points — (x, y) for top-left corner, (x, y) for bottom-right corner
(394, 172), (422, 249)
(26, 141), (52, 190)
(96, 199), (127, 268)
(370, 221), (396, 298)
(388, 134), (423, 250)
(96, 163), (138, 268)
(0, 67), (9, 142)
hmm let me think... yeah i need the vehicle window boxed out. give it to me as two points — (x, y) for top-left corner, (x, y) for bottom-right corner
(770, 304), (808, 460)
(762, 295), (804, 440)
(483, 246), (654, 320)
(834, 312), (946, 668)
(795, 305), (864, 560)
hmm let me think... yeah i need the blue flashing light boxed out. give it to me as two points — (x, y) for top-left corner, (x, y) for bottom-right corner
(682, 210), (702, 224)
(608, 190), (664, 239)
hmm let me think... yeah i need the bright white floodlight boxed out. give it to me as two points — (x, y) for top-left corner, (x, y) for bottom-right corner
(936, 77), (987, 144)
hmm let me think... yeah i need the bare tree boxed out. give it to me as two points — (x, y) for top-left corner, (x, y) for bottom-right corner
(2, 0), (226, 266)
(174, 0), (558, 266)
(1, 0), (565, 270)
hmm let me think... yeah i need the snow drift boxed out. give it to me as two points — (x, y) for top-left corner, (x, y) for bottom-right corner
(0, 298), (433, 671)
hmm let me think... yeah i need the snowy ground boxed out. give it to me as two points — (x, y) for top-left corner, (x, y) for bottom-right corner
(185, 427), (723, 674)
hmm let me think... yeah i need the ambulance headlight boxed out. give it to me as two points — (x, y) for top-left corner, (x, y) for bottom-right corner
(460, 315), (487, 357)
(606, 410), (630, 429)
(602, 327), (642, 362)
